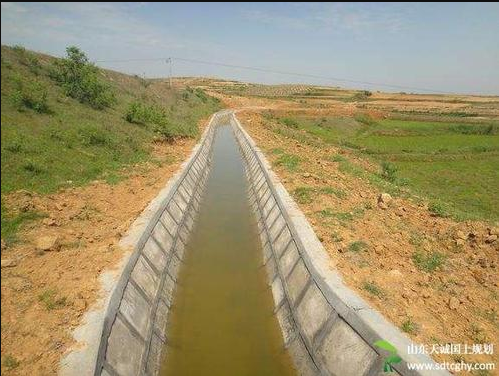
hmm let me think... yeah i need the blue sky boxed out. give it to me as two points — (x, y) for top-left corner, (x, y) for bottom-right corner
(2, 2), (498, 94)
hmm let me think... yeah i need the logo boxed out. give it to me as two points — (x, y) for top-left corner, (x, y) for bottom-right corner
(374, 340), (402, 373)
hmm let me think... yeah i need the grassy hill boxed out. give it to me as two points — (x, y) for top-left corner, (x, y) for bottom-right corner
(1, 45), (221, 242)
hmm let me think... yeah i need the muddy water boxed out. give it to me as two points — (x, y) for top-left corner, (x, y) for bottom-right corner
(160, 125), (296, 376)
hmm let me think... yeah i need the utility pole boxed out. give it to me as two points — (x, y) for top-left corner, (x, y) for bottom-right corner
(167, 58), (173, 89)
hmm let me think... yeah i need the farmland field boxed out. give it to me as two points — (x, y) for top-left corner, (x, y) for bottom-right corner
(271, 114), (499, 221)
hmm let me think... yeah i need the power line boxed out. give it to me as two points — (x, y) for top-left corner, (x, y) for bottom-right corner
(94, 56), (450, 94)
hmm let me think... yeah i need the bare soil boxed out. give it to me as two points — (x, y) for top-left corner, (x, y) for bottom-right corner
(0, 135), (199, 375)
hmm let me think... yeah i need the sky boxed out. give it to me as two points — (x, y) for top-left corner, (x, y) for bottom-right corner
(2, 2), (499, 95)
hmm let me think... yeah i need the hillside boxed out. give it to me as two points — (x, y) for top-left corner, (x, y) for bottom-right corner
(0, 45), (221, 375)
(1, 45), (221, 243)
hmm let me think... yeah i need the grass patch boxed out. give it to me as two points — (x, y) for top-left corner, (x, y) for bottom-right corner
(412, 250), (446, 272)
(10, 75), (50, 113)
(362, 280), (385, 298)
(330, 154), (346, 162)
(380, 161), (397, 183)
(38, 289), (68, 311)
(348, 240), (368, 252)
(1, 202), (44, 245)
(428, 201), (451, 218)
(2, 355), (20, 370)
(279, 117), (299, 129)
(319, 186), (347, 199)
(401, 317), (420, 334)
(354, 112), (377, 126)
(331, 231), (343, 242)
(293, 186), (314, 204)
(274, 153), (300, 171)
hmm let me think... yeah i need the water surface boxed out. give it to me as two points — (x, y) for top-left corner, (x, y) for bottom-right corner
(160, 125), (296, 376)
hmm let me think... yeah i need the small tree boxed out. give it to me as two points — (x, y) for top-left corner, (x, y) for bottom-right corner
(51, 46), (115, 109)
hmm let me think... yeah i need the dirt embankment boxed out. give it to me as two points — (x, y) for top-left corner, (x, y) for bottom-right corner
(216, 91), (499, 371)
(0, 136), (199, 375)
(240, 109), (498, 369)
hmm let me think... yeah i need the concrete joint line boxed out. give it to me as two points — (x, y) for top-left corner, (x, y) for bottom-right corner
(140, 250), (161, 277)
(312, 311), (338, 351)
(157, 219), (175, 239)
(292, 278), (314, 310)
(285, 254), (302, 280)
(102, 361), (122, 376)
(116, 311), (146, 343)
(271, 222), (288, 243)
(277, 238), (294, 261)
(128, 278), (153, 305)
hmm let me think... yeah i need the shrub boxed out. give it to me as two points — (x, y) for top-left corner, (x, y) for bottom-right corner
(10, 76), (49, 113)
(381, 161), (397, 182)
(352, 90), (372, 101)
(125, 100), (200, 142)
(50, 46), (115, 109)
(125, 101), (166, 125)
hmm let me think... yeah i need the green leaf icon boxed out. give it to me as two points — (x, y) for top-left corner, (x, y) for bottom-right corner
(374, 340), (397, 354)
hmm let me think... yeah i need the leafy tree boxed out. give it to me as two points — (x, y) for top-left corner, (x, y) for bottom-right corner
(50, 46), (115, 109)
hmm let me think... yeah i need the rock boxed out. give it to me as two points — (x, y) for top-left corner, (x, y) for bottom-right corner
(455, 239), (465, 247)
(42, 217), (56, 227)
(1, 259), (17, 268)
(489, 227), (499, 236)
(374, 245), (384, 255)
(395, 208), (405, 217)
(377, 193), (392, 209)
(472, 269), (486, 284)
(378, 202), (388, 210)
(422, 291), (431, 298)
(388, 269), (403, 278)
(302, 173), (311, 178)
(477, 257), (488, 268)
(448, 296), (460, 310)
(485, 234), (497, 244)
(455, 230), (467, 240)
(35, 235), (61, 252)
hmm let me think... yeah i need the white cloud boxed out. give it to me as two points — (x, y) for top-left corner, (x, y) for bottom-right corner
(243, 3), (405, 36)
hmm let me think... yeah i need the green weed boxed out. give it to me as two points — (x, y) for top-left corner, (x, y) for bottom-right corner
(412, 250), (446, 272)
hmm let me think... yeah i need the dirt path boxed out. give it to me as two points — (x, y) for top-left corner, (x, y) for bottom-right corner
(0, 130), (203, 375)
